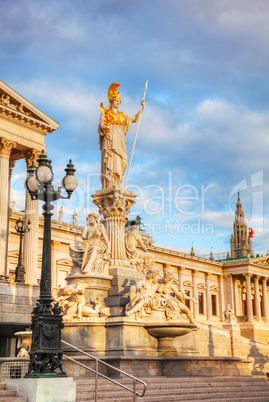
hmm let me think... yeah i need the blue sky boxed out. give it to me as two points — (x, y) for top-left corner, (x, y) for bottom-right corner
(1, 0), (269, 256)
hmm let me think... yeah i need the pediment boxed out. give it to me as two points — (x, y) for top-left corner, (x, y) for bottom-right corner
(183, 280), (193, 287)
(8, 250), (19, 258)
(56, 258), (73, 267)
(197, 283), (207, 290)
(210, 285), (219, 292)
(252, 256), (269, 267)
(0, 81), (59, 131)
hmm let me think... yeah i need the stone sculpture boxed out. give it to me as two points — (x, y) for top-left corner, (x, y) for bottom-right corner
(126, 270), (196, 323)
(155, 271), (196, 322)
(69, 213), (110, 274)
(125, 225), (154, 273)
(125, 269), (159, 317)
(14, 331), (32, 357)
(58, 206), (63, 223)
(54, 281), (110, 321)
(72, 210), (77, 226)
(98, 83), (145, 189)
(224, 304), (236, 324)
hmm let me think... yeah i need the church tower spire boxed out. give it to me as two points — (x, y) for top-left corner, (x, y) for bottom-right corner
(230, 192), (253, 259)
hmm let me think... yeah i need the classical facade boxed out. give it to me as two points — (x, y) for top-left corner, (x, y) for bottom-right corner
(1, 81), (269, 377)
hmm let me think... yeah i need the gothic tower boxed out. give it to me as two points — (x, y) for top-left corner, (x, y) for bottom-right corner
(230, 192), (253, 259)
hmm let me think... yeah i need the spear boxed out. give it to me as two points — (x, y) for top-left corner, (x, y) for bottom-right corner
(124, 80), (148, 189)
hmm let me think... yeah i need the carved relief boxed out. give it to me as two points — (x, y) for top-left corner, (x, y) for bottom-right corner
(125, 270), (196, 323)
(54, 281), (110, 321)
(1, 95), (33, 116)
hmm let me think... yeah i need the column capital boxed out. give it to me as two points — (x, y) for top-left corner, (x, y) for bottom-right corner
(51, 240), (61, 249)
(253, 275), (261, 281)
(243, 273), (252, 279)
(205, 272), (212, 280)
(177, 266), (185, 273)
(217, 275), (224, 282)
(24, 148), (41, 168)
(262, 277), (268, 284)
(0, 137), (17, 158)
(163, 263), (171, 271)
(224, 273), (233, 281)
(192, 269), (199, 277)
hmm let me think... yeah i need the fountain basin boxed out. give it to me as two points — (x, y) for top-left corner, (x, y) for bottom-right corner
(145, 323), (197, 338)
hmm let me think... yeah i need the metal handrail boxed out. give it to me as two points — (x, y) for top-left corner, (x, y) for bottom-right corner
(61, 340), (147, 401)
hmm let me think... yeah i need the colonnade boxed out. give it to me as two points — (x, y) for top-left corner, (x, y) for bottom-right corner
(243, 273), (269, 322)
(170, 265), (269, 324)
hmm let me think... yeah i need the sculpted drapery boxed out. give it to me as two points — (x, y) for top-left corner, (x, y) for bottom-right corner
(98, 83), (144, 189)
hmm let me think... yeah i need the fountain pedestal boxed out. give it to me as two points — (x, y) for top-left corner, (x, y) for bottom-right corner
(146, 323), (199, 356)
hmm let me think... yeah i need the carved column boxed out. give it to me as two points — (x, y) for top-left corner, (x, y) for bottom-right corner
(224, 274), (234, 311)
(23, 149), (40, 284)
(178, 266), (185, 293)
(254, 275), (261, 322)
(244, 273), (253, 322)
(205, 273), (212, 321)
(92, 187), (136, 266)
(51, 241), (60, 289)
(192, 270), (199, 318)
(218, 275), (225, 321)
(262, 277), (269, 322)
(0, 138), (16, 276)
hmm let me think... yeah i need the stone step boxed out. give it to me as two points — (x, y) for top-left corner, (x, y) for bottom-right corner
(81, 393), (269, 402)
(0, 384), (27, 401)
(0, 398), (27, 402)
(75, 379), (269, 402)
(75, 376), (269, 386)
(81, 391), (269, 402)
(76, 380), (269, 391)
(76, 383), (269, 395)
(0, 390), (16, 398)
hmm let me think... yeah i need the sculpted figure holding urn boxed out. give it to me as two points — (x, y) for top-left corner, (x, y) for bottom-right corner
(98, 83), (145, 189)
(69, 213), (110, 274)
(126, 270), (196, 323)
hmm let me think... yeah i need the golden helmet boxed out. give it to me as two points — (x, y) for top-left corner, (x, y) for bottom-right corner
(108, 83), (121, 103)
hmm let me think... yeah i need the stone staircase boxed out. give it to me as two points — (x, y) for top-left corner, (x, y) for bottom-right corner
(0, 382), (27, 401)
(75, 376), (269, 401)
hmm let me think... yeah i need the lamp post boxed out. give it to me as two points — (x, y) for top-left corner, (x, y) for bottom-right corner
(14, 217), (31, 283)
(24, 150), (78, 378)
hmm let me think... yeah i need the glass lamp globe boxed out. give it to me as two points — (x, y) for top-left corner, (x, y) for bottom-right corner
(17, 219), (23, 229)
(62, 175), (78, 192)
(26, 176), (39, 192)
(36, 165), (53, 183)
(62, 159), (78, 193)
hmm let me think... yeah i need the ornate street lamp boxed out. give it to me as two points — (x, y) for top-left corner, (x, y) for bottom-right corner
(25, 150), (78, 378)
(14, 217), (31, 283)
